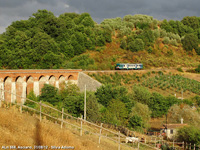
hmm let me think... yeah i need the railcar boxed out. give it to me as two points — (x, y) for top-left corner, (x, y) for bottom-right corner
(115, 63), (143, 70)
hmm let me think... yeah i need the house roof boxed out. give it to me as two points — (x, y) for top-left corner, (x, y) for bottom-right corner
(161, 124), (187, 129)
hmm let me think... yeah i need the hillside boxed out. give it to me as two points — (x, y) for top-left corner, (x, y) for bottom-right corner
(0, 105), (135, 150)
(88, 69), (200, 99)
(0, 10), (200, 70)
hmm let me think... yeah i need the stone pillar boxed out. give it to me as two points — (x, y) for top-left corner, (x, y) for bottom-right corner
(34, 81), (40, 97)
(55, 81), (59, 89)
(11, 82), (16, 103)
(0, 81), (4, 101)
(22, 82), (27, 103)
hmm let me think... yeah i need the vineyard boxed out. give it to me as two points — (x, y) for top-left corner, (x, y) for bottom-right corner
(141, 73), (200, 95)
(89, 71), (200, 99)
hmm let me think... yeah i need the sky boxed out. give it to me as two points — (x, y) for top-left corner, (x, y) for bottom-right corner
(0, 0), (200, 34)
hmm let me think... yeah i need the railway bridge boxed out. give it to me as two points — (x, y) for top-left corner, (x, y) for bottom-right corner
(0, 69), (82, 103)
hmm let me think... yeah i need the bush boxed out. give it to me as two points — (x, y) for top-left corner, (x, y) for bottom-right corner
(163, 37), (170, 44)
(147, 47), (153, 53)
(129, 115), (144, 129)
(182, 33), (198, 52)
(177, 67), (183, 72)
(195, 65), (200, 73)
(177, 126), (200, 145)
(128, 39), (144, 52)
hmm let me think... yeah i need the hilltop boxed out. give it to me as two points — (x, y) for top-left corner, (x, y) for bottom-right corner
(0, 10), (199, 70)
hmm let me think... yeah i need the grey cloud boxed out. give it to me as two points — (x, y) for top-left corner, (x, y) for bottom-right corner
(1, 0), (200, 33)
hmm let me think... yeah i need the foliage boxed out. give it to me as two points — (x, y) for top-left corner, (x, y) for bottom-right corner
(39, 84), (61, 105)
(167, 104), (200, 127)
(95, 84), (131, 107)
(181, 33), (199, 52)
(128, 39), (145, 52)
(65, 54), (95, 69)
(85, 92), (101, 122)
(132, 85), (152, 105)
(195, 65), (200, 73)
(177, 67), (183, 72)
(148, 93), (177, 118)
(0, 10), (110, 69)
(102, 99), (128, 126)
(25, 90), (39, 108)
(176, 126), (200, 145)
(129, 115), (144, 129)
(129, 102), (151, 129)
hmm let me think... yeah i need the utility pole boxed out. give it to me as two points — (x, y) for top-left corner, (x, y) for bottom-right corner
(84, 84), (86, 121)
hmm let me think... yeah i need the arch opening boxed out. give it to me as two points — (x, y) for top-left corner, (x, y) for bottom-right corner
(26, 76), (34, 96)
(4, 76), (12, 102)
(68, 75), (74, 80)
(15, 76), (23, 103)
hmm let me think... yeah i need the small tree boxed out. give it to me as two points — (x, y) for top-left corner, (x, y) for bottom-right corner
(103, 99), (128, 126)
(181, 33), (198, 52)
(129, 102), (151, 129)
(39, 84), (61, 105)
(195, 65), (200, 73)
(128, 39), (144, 52)
(176, 126), (200, 145)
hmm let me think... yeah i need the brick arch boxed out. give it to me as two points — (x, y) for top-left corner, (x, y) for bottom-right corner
(68, 75), (74, 80)
(49, 75), (56, 86)
(16, 76), (23, 103)
(26, 76), (34, 95)
(4, 76), (12, 102)
(58, 75), (65, 89)
(39, 75), (46, 94)
(59, 75), (65, 82)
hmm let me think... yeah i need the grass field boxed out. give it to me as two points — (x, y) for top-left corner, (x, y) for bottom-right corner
(1, 104), (156, 150)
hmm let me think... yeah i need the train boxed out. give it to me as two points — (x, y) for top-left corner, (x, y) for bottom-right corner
(115, 63), (143, 70)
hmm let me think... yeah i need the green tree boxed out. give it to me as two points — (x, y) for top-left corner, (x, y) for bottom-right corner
(195, 65), (200, 73)
(129, 115), (144, 129)
(129, 102), (151, 129)
(181, 16), (200, 30)
(103, 99), (128, 126)
(132, 85), (152, 105)
(177, 126), (200, 145)
(86, 92), (101, 122)
(167, 104), (200, 127)
(181, 33), (199, 52)
(39, 84), (61, 105)
(128, 39), (144, 52)
(120, 39), (127, 49)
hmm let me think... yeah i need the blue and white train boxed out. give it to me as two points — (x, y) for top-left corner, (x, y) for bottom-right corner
(115, 63), (143, 70)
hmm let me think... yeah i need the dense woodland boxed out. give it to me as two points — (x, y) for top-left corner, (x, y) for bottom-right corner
(1, 9), (200, 145)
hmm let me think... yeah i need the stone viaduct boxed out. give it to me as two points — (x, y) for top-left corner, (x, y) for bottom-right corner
(0, 69), (102, 103)
(0, 69), (102, 104)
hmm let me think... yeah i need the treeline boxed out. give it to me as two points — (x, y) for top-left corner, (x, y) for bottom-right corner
(0, 10), (111, 69)
(25, 82), (200, 132)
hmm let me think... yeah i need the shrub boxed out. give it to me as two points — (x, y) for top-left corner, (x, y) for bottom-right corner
(182, 33), (198, 52)
(128, 39), (144, 52)
(147, 47), (153, 53)
(169, 39), (178, 46)
(195, 65), (200, 73)
(177, 126), (200, 145)
(177, 67), (184, 72)
(163, 37), (170, 44)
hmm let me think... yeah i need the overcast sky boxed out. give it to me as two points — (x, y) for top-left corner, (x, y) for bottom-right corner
(0, 0), (200, 33)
